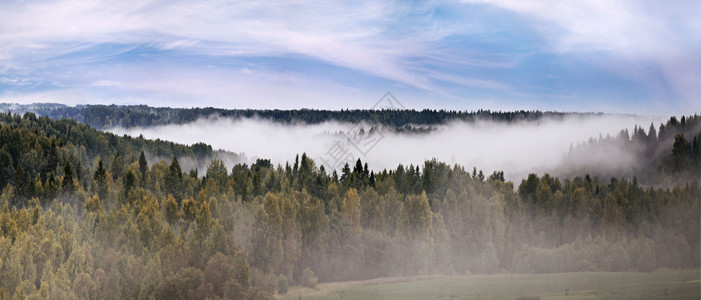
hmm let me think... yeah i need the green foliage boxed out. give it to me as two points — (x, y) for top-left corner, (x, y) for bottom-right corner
(0, 111), (698, 299)
(61, 161), (74, 194)
(138, 151), (148, 182)
(92, 159), (107, 200)
(123, 170), (136, 195)
(0, 111), (238, 203)
(165, 156), (182, 200)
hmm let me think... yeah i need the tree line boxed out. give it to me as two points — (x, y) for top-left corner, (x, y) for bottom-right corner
(1, 103), (598, 129)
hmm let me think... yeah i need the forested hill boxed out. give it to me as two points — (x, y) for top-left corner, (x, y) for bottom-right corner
(0, 103), (596, 129)
(0, 110), (698, 299)
(0, 111), (239, 198)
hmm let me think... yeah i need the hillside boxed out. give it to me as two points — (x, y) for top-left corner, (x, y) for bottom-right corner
(0, 111), (240, 199)
(0, 111), (698, 299)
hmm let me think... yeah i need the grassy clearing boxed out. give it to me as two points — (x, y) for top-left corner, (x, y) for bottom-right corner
(278, 269), (700, 300)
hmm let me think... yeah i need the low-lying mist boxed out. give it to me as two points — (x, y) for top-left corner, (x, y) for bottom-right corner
(108, 114), (664, 180)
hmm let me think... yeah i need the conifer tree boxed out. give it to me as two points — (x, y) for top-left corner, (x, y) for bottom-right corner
(61, 161), (74, 193)
(138, 151), (148, 186)
(93, 159), (107, 200)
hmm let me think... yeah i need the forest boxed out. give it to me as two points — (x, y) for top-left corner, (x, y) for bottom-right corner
(557, 115), (701, 185)
(0, 110), (699, 299)
(0, 103), (596, 129)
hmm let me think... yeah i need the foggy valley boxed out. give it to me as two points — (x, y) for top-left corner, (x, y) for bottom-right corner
(0, 106), (698, 300)
(108, 114), (665, 181)
(1, 1), (700, 299)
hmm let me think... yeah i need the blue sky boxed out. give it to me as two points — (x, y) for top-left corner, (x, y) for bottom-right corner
(0, 0), (699, 115)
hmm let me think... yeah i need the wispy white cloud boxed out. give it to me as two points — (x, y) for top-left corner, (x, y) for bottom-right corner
(427, 71), (511, 90)
(462, 0), (701, 111)
(463, 0), (700, 55)
(4, 63), (417, 109)
(158, 39), (198, 51)
(0, 0), (484, 91)
(0, 77), (41, 86)
(0, 0), (698, 114)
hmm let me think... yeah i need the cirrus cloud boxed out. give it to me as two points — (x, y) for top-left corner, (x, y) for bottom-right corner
(0, 0), (698, 114)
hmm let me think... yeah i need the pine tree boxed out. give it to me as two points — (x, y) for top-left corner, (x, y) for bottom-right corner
(165, 157), (182, 200)
(93, 159), (107, 200)
(46, 141), (58, 175)
(671, 134), (691, 173)
(648, 123), (657, 141)
(13, 165), (25, 205)
(61, 161), (74, 193)
(340, 163), (351, 186)
(252, 172), (261, 196)
(138, 151), (148, 186)
(293, 154), (299, 177)
(0, 149), (13, 188)
(124, 170), (136, 194)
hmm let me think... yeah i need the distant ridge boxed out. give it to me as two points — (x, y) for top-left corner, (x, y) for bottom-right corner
(0, 102), (604, 129)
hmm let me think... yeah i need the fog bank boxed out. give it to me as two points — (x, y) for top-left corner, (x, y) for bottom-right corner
(108, 114), (664, 180)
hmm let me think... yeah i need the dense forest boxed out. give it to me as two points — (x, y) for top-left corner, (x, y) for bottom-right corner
(0, 103), (597, 129)
(0, 111), (699, 299)
(0, 112), (239, 194)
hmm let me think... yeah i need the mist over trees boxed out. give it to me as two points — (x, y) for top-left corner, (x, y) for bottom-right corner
(559, 114), (701, 185)
(0, 110), (699, 299)
(0, 111), (239, 194)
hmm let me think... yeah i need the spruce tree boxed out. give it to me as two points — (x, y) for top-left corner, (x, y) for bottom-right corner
(138, 151), (148, 186)
(93, 159), (107, 200)
(62, 161), (74, 193)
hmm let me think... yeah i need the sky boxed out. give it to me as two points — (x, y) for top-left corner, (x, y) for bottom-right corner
(0, 0), (699, 115)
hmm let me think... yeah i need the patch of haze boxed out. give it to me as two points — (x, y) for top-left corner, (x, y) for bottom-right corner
(108, 114), (664, 180)
(109, 116), (350, 173)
